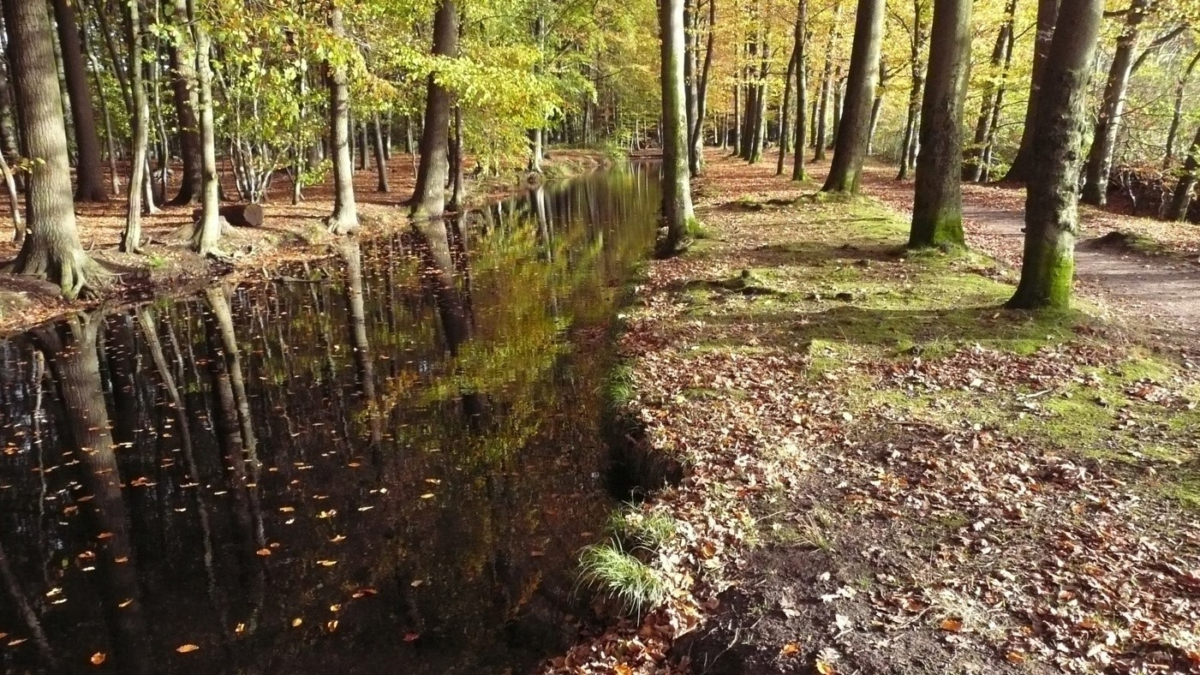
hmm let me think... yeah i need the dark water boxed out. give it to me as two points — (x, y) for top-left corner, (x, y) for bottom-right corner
(0, 167), (661, 674)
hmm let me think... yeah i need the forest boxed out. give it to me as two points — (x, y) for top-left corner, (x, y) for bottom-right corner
(1, 0), (1200, 673)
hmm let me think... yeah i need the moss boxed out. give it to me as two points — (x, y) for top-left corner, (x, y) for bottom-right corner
(908, 208), (966, 250)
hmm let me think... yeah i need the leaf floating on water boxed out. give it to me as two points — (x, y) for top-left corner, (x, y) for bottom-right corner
(114, 557), (129, 564)
(7, 638), (27, 647)
(329, 604), (341, 613)
(420, 493), (435, 499)
(291, 618), (303, 628)
(256, 548), (272, 557)
(279, 506), (295, 513)
(403, 632), (420, 642)
(326, 620), (339, 632)
(90, 652), (106, 665)
(357, 506), (374, 512)
(316, 560), (337, 567)
(96, 532), (114, 540)
(118, 598), (133, 608)
(410, 579), (424, 587)
(235, 623), (246, 635)
(424, 478), (441, 485)
(330, 534), (346, 543)
(351, 588), (378, 599)
(176, 644), (199, 654)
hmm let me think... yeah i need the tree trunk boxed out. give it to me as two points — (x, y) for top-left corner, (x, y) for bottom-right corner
(748, 40), (769, 164)
(0, 150), (21, 241)
(813, 6), (839, 161)
(980, 14), (1016, 182)
(448, 105), (464, 211)
(372, 114), (388, 192)
(731, 83), (740, 152)
(167, 0), (201, 205)
(1004, 0), (1060, 183)
(1164, 51), (1200, 169)
(683, 0), (697, 171)
(121, 0), (149, 253)
(776, 44), (797, 175)
(908, 0), (972, 249)
(739, 43), (757, 160)
(1167, 125), (1200, 222)
(866, 72), (884, 155)
(79, 0), (120, 196)
(658, 0), (696, 256)
(411, 0), (457, 219)
(964, 0), (1013, 182)
(791, 0), (809, 180)
(1080, 0), (1151, 206)
(821, 0), (885, 194)
(690, 0), (715, 177)
(2, 0), (102, 299)
(326, 4), (358, 233)
(51, 0), (107, 202)
(189, 0), (222, 254)
(1009, 0), (1104, 310)
(830, 69), (843, 147)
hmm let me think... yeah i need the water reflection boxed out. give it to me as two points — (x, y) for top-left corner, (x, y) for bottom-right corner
(0, 168), (660, 674)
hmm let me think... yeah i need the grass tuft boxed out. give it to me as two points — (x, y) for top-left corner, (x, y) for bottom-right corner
(578, 540), (668, 616)
(607, 506), (677, 551)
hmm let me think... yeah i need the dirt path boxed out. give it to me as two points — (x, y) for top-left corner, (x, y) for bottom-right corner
(854, 165), (1200, 344)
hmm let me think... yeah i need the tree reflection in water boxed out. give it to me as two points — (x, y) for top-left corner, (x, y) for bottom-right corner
(0, 167), (659, 674)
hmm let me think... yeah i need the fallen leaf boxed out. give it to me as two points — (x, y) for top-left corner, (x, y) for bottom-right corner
(403, 632), (420, 642)
(939, 618), (963, 632)
(291, 618), (303, 627)
(90, 652), (106, 665)
(781, 642), (800, 656)
(176, 644), (199, 653)
(256, 548), (272, 557)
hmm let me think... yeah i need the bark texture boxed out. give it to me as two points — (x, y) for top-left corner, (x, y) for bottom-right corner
(1009, 0), (1104, 310)
(326, 4), (359, 233)
(908, 0), (972, 249)
(51, 0), (107, 202)
(410, 0), (457, 220)
(1004, 0), (1060, 183)
(1167, 125), (1200, 222)
(658, 0), (697, 256)
(821, 0), (885, 194)
(189, 0), (222, 254)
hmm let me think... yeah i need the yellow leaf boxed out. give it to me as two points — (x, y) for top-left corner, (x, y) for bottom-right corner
(291, 618), (303, 627)
(420, 493), (435, 499)
(614, 664), (633, 675)
(781, 643), (800, 656)
(816, 660), (837, 674)
(90, 652), (106, 665)
(1005, 651), (1026, 664)
(316, 560), (337, 567)
(118, 598), (133, 608)
(256, 548), (272, 557)
(176, 644), (199, 653)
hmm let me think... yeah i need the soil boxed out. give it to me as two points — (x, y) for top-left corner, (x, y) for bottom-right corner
(0, 149), (608, 335)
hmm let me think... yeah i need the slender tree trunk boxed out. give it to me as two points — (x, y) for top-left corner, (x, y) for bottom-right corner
(326, 4), (358, 233)
(909, 0), (972, 249)
(830, 69), (843, 147)
(52, 0), (107, 202)
(690, 0), (715, 176)
(167, 0), (201, 204)
(822, 0), (885, 194)
(189, 0), (222, 254)
(448, 105), (464, 211)
(357, 121), (368, 171)
(777, 44), (798, 175)
(1164, 52), (1200, 169)
(813, 5), (840, 161)
(683, 0), (697, 170)
(731, 83), (741, 153)
(121, 0), (149, 252)
(410, 0), (457, 219)
(964, 0), (1013, 182)
(372, 114), (388, 192)
(980, 15), (1016, 182)
(1004, 0), (1060, 183)
(2, 0), (102, 298)
(1009, 0), (1104, 310)
(79, 1), (120, 196)
(0, 40), (17, 164)
(0, 150), (21, 241)
(1167, 126), (1200, 222)
(792, 0), (809, 180)
(749, 40), (769, 164)
(658, 0), (696, 256)
(866, 69), (885, 155)
(739, 42), (757, 160)
(1080, 0), (1151, 206)
(529, 15), (545, 173)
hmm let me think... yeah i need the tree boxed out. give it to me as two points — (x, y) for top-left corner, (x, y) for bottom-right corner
(1004, 0), (1059, 183)
(963, 0), (1014, 183)
(1008, 0), (1104, 310)
(689, 0), (715, 177)
(658, 0), (696, 256)
(51, 0), (107, 202)
(893, 0), (927, 180)
(410, 0), (458, 220)
(1080, 0), (1153, 206)
(908, 0), (971, 249)
(327, 3), (359, 233)
(821, 0), (886, 194)
(167, 0), (202, 205)
(791, 0), (809, 181)
(121, 0), (150, 253)
(189, 0), (223, 255)
(1164, 50), (1200, 169)
(1, 0), (103, 299)
(1167, 126), (1200, 222)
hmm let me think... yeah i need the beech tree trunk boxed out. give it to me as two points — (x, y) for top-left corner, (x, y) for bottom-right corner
(690, 0), (715, 177)
(121, 0), (149, 252)
(1009, 0), (1104, 310)
(326, 4), (358, 233)
(372, 114), (388, 193)
(410, 0), (458, 219)
(1004, 0), (1060, 183)
(51, 0), (107, 202)
(448, 106), (464, 211)
(2, 0), (102, 299)
(1164, 51), (1200, 169)
(1167, 126), (1200, 222)
(821, 0), (885, 194)
(908, 0), (972, 249)
(964, 0), (1013, 182)
(812, 5), (840, 161)
(777, 44), (798, 175)
(792, 0), (809, 181)
(658, 0), (697, 256)
(189, 0), (222, 254)
(168, 0), (201, 205)
(896, 0), (926, 180)
(1080, 0), (1151, 206)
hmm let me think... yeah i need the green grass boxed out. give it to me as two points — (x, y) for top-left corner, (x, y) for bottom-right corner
(578, 540), (668, 617)
(607, 505), (678, 552)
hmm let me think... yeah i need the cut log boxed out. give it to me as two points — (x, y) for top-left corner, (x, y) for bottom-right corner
(192, 203), (264, 227)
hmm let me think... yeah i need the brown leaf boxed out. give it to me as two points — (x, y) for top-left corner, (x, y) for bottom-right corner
(90, 652), (106, 665)
(939, 618), (963, 632)
(176, 644), (199, 653)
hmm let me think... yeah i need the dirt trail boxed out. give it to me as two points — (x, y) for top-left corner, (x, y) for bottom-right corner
(854, 165), (1200, 343)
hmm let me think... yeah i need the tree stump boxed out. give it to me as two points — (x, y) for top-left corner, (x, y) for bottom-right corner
(192, 203), (265, 228)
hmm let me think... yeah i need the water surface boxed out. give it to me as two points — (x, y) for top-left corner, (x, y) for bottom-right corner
(0, 167), (660, 674)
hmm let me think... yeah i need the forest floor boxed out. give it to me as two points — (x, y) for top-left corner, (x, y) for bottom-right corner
(547, 151), (1200, 675)
(0, 148), (608, 335)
